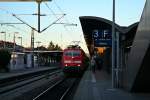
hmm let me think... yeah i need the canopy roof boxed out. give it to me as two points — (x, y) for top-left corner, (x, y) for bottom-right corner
(79, 16), (138, 54)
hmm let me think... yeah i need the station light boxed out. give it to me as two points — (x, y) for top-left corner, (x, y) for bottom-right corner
(97, 47), (105, 55)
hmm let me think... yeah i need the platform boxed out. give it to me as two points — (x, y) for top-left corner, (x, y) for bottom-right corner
(73, 69), (150, 100)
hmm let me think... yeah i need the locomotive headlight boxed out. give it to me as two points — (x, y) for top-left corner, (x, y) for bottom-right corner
(65, 64), (68, 66)
(74, 61), (81, 63)
(64, 60), (71, 63)
(77, 64), (81, 66)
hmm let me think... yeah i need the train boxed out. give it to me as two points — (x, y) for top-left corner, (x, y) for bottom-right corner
(61, 45), (89, 74)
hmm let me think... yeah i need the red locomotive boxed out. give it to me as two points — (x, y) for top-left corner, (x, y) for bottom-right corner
(62, 45), (89, 74)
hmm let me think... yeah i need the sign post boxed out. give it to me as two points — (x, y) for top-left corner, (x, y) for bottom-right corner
(112, 0), (116, 88)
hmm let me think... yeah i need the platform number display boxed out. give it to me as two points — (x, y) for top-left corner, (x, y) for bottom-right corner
(92, 29), (112, 47)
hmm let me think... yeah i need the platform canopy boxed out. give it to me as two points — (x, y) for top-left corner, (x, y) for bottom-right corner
(79, 16), (138, 55)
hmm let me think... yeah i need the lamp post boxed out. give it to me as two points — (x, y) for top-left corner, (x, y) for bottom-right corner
(112, 0), (116, 88)
(36, 41), (41, 48)
(18, 36), (22, 47)
(18, 36), (23, 51)
(13, 32), (18, 52)
(1, 31), (6, 49)
(31, 29), (34, 67)
(36, 41), (41, 66)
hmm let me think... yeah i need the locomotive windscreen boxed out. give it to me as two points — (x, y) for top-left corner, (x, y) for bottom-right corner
(64, 50), (81, 57)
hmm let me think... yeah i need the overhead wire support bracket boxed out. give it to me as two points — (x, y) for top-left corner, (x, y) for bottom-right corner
(0, 0), (52, 33)
(54, 22), (77, 26)
(40, 13), (66, 33)
(12, 14), (39, 32)
(0, 23), (24, 25)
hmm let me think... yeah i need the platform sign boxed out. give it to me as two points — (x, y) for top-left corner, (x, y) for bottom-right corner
(92, 29), (112, 47)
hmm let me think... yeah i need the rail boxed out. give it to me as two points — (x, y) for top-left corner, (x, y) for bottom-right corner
(0, 67), (60, 87)
(33, 78), (79, 100)
(0, 68), (62, 94)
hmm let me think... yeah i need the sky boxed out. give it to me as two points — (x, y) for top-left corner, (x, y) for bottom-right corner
(0, 0), (146, 53)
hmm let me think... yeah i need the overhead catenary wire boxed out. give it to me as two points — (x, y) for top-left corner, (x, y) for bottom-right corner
(53, 0), (76, 27)
(0, 2), (78, 46)
(0, 7), (30, 33)
(0, 5), (65, 33)
(15, 13), (63, 16)
(45, 2), (76, 27)
(44, 2), (64, 26)
(45, 2), (65, 24)
(40, 13), (66, 33)
(45, 1), (75, 48)
(53, 0), (64, 14)
(44, 2), (73, 41)
(7, 24), (28, 33)
(53, 0), (77, 33)
(0, 7), (38, 32)
(12, 14), (39, 32)
(44, 2), (65, 20)
(53, 0), (68, 22)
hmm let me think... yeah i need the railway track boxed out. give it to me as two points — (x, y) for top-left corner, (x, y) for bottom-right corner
(0, 69), (64, 100)
(0, 67), (60, 88)
(33, 77), (80, 100)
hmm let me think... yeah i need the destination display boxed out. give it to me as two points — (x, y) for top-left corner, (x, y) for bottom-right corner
(92, 29), (112, 47)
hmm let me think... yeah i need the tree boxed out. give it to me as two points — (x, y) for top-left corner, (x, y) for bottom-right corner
(47, 41), (62, 51)
(47, 41), (55, 50)
(36, 46), (48, 51)
(54, 44), (62, 50)
(0, 49), (11, 72)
